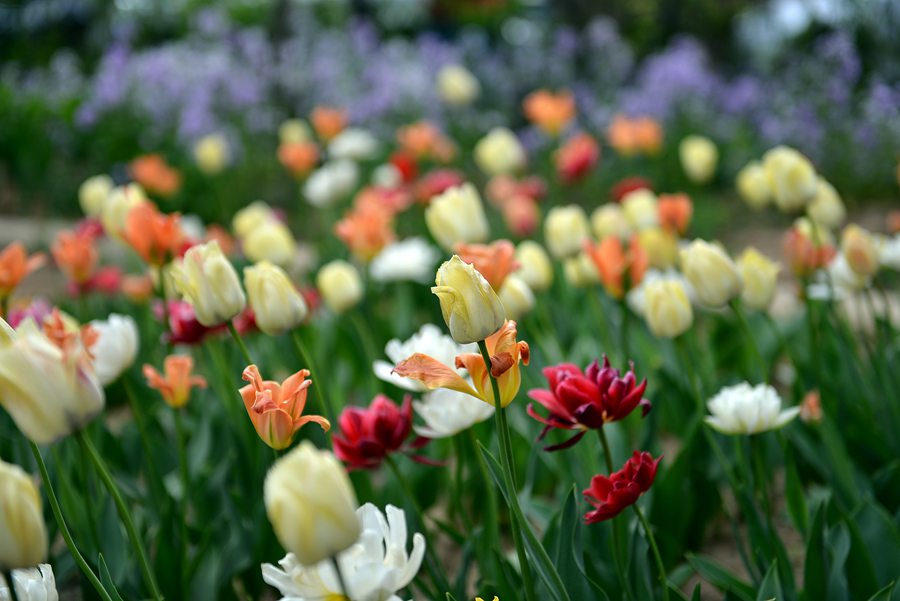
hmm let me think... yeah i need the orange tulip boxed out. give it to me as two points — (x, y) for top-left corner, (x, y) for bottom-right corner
(657, 193), (693, 234)
(523, 89), (576, 136)
(0, 242), (45, 300)
(454, 240), (519, 291)
(783, 227), (836, 279)
(130, 154), (182, 197)
(311, 106), (347, 142)
(606, 114), (663, 157)
(121, 274), (155, 303)
(239, 364), (330, 450)
(396, 121), (456, 162)
(51, 230), (98, 285)
(123, 202), (184, 266)
(277, 141), (320, 178)
(501, 195), (541, 238)
(393, 320), (530, 408)
(334, 204), (396, 262)
(584, 236), (649, 299)
(143, 355), (207, 409)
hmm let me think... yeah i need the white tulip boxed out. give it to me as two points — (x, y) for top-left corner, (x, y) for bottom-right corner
(369, 238), (440, 284)
(705, 382), (800, 435)
(373, 324), (475, 392)
(0, 565), (58, 601)
(328, 128), (381, 161)
(89, 314), (139, 386)
(414, 388), (494, 439)
(304, 160), (359, 208)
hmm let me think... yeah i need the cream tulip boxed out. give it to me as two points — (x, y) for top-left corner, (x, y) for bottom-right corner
(706, 382), (799, 435)
(679, 135), (718, 184)
(432, 255), (506, 344)
(316, 260), (363, 314)
(679, 239), (743, 307)
(498, 275), (535, 320)
(736, 161), (771, 210)
(621, 189), (660, 230)
(841, 224), (880, 278)
(78, 175), (113, 218)
(807, 178), (845, 230)
(474, 127), (526, 176)
(514, 241), (553, 292)
(424, 183), (489, 251)
(101, 183), (146, 239)
(233, 201), (278, 240)
(242, 221), (297, 266)
(244, 262), (308, 335)
(278, 119), (312, 145)
(171, 241), (246, 326)
(591, 204), (631, 241)
(563, 251), (600, 288)
(638, 228), (678, 270)
(436, 64), (480, 106)
(763, 146), (817, 213)
(89, 314), (139, 386)
(643, 278), (693, 338)
(0, 459), (47, 570)
(737, 247), (780, 311)
(193, 133), (230, 175)
(544, 205), (589, 259)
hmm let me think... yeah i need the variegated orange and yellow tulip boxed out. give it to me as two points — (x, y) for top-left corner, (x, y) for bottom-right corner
(143, 355), (207, 409)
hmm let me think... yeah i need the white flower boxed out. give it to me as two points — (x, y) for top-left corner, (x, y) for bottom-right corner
(436, 65), (480, 106)
(369, 238), (440, 284)
(878, 234), (900, 271)
(328, 129), (381, 161)
(262, 503), (425, 601)
(705, 382), (800, 435)
(371, 164), (402, 188)
(373, 324), (474, 392)
(414, 388), (494, 438)
(0, 565), (58, 601)
(89, 314), (139, 386)
(304, 160), (359, 208)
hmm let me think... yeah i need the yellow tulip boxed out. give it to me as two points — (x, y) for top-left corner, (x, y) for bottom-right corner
(432, 255), (506, 344)
(736, 161), (771, 210)
(544, 205), (590, 259)
(278, 119), (312, 145)
(621, 189), (660, 230)
(474, 127), (526, 176)
(242, 221), (297, 266)
(737, 247), (781, 311)
(563, 250), (600, 288)
(316, 260), (363, 314)
(101, 183), (146, 239)
(436, 65), (480, 106)
(763, 146), (817, 213)
(807, 178), (846, 230)
(514, 241), (553, 292)
(233, 201), (278, 240)
(638, 228), (679, 270)
(78, 174), (113, 218)
(644, 278), (693, 338)
(425, 183), (489, 251)
(591, 204), (632, 241)
(244, 262), (308, 335)
(679, 239), (743, 307)
(193, 133), (230, 175)
(0, 459), (47, 569)
(171, 241), (247, 326)
(498, 275), (535, 320)
(679, 135), (718, 184)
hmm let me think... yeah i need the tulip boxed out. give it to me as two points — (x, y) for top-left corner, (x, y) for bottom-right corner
(332, 395), (418, 469)
(0, 459), (47, 570)
(233, 201), (278, 240)
(621, 189), (659, 231)
(606, 115), (663, 156)
(413, 388), (494, 439)
(414, 169), (466, 204)
(431, 255), (505, 344)
(240, 365), (329, 450)
(369, 238), (440, 284)
(522, 89), (576, 136)
(500, 195), (541, 237)
(637, 228), (679, 270)
(311, 107), (347, 142)
(130, 154), (181, 197)
(611, 176), (653, 203)
(498, 275), (535, 320)
(316, 260), (363, 314)
(278, 119), (312, 144)
(243, 221), (296, 267)
(303, 160), (359, 208)
(679, 135), (718, 184)
(799, 390), (822, 423)
(737, 248), (781, 311)
(555, 133), (600, 183)
(0, 564), (58, 600)
(374, 323), (475, 393)
(436, 64), (480, 106)
(278, 141), (319, 178)
(157, 300), (221, 345)
(583, 451), (661, 523)
(514, 241), (553, 293)
(563, 251), (601, 288)
(51, 230), (98, 286)
(544, 205), (590, 259)
(101, 184), (146, 239)
(170, 240), (246, 326)
(244, 262), (308, 335)
(193, 133), (230, 174)
(0, 242), (45, 301)
(643, 278), (693, 338)
(0, 313), (104, 444)
(335, 204), (395, 263)
(705, 382), (800, 435)
(584, 236), (648, 299)
(736, 161), (771, 210)
(474, 128), (526, 176)
(78, 174), (113, 217)
(763, 146), (817, 213)
(143, 355), (207, 409)
(591, 204), (631, 241)
(89, 314), (139, 386)
(679, 239), (743, 308)
(527, 358), (650, 450)
(123, 202), (185, 267)
(454, 240), (518, 292)
(264, 441), (361, 565)
(657, 193), (692, 234)
(783, 218), (836, 278)
(425, 183), (489, 251)
(397, 121), (456, 163)
(807, 178), (845, 229)
(841, 224), (879, 278)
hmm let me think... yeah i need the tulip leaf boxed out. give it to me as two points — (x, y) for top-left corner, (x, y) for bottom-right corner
(804, 503), (828, 601)
(783, 442), (809, 537)
(865, 581), (897, 601)
(756, 561), (784, 601)
(686, 553), (755, 601)
(98, 554), (126, 601)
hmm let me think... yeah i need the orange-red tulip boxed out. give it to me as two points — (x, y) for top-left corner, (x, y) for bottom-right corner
(335, 204), (396, 263)
(143, 355), (207, 409)
(123, 202), (185, 266)
(555, 133), (600, 183)
(277, 141), (320, 178)
(657, 193), (693, 234)
(396, 121), (456, 162)
(130, 154), (182, 197)
(584, 236), (648, 299)
(606, 115), (663, 156)
(0, 242), (45, 300)
(311, 106), (347, 142)
(454, 240), (519, 291)
(523, 89), (576, 136)
(51, 230), (98, 285)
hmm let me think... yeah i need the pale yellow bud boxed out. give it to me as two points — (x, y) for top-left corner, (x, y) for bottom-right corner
(763, 146), (817, 213)
(425, 183), (489, 251)
(316, 260), (363, 314)
(78, 175), (113, 217)
(432, 255), (506, 344)
(193, 133), (230, 175)
(736, 161), (771, 210)
(101, 184), (146, 239)
(514, 241), (553, 292)
(841, 224), (879, 277)
(233, 201), (278, 240)
(679, 135), (718, 184)
(737, 247), (781, 311)
(244, 262), (308, 335)
(638, 228), (679, 270)
(679, 239), (743, 307)
(243, 221), (297, 267)
(171, 241), (246, 326)
(563, 251), (600, 288)
(621, 189), (659, 230)
(278, 119), (312, 145)
(807, 178), (846, 230)
(644, 278), (693, 338)
(498, 275), (535, 320)
(0, 459), (47, 570)
(474, 128), (526, 176)
(436, 65), (480, 106)
(591, 204), (632, 240)
(264, 442), (361, 566)
(544, 205), (590, 259)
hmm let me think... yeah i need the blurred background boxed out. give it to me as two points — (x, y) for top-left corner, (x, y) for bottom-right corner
(1, 0), (899, 220)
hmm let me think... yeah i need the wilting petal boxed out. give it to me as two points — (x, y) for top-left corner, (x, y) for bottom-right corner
(393, 353), (479, 398)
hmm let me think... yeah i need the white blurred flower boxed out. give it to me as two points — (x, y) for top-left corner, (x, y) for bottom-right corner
(621, 189), (659, 230)
(304, 160), (359, 208)
(89, 314), (139, 386)
(373, 324), (474, 392)
(262, 503), (425, 601)
(193, 133), (230, 175)
(705, 382), (800, 435)
(806, 254), (869, 301)
(328, 129), (381, 161)
(414, 388), (494, 438)
(372, 164), (402, 188)
(436, 65), (480, 106)
(0, 564), (58, 601)
(878, 234), (900, 271)
(78, 175), (113, 218)
(369, 238), (440, 284)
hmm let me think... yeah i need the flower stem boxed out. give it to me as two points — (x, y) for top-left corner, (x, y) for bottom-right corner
(632, 504), (670, 601)
(729, 299), (767, 383)
(227, 320), (253, 365)
(330, 556), (351, 601)
(28, 442), (115, 601)
(598, 429), (636, 601)
(477, 340), (538, 601)
(174, 408), (191, 597)
(618, 298), (631, 364)
(348, 310), (379, 394)
(468, 428), (500, 574)
(291, 328), (337, 423)
(75, 431), (163, 601)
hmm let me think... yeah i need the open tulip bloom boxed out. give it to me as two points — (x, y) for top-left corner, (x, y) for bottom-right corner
(584, 451), (661, 523)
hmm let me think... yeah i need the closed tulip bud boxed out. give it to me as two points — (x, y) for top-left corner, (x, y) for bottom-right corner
(436, 64), (480, 106)
(171, 241), (246, 327)
(425, 183), (489, 251)
(841, 224), (879, 277)
(89, 314), (139, 386)
(78, 175), (113, 217)
(0, 459), (47, 570)
(679, 135), (718, 184)
(499, 275), (535, 320)
(243, 221), (297, 266)
(763, 146), (817, 213)
(244, 262), (308, 335)
(474, 128), (526, 176)
(316, 260), (363, 314)
(544, 205), (589, 259)
(233, 201), (278, 240)
(736, 161), (771, 210)
(621, 189), (660, 230)
(643, 278), (693, 338)
(737, 247), (781, 311)
(432, 255), (505, 344)
(514, 241), (553, 292)
(807, 178), (845, 230)
(591, 204), (631, 241)
(680, 239), (743, 307)
(264, 441), (361, 566)
(193, 133), (230, 175)
(638, 228), (679, 270)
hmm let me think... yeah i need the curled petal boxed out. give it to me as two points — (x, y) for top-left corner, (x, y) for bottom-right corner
(393, 353), (480, 398)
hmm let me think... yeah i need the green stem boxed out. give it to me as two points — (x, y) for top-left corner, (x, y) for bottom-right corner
(331, 556), (351, 601)
(619, 298), (631, 364)
(28, 442), (115, 601)
(291, 328), (337, 423)
(468, 428), (500, 573)
(227, 320), (254, 365)
(75, 431), (163, 601)
(598, 429), (636, 601)
(174, 409), (191, 597)
(478, 341), (537, 601)
(632, 503), (670, 601)
(4, 570), (19, 601)
(730, 300), (767, 383)
(348, 311), (379, 394)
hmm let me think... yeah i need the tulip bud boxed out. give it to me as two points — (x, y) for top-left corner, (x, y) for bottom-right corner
(763, 146), (817, 213)
(544, 205), (590, 259)
(264, 441), (361, 566)
(432, 255), (505, 344)
(807, 178), (845, 230)
(233, 201), (277, 240)
(563, 251), (600, 288)
(643, 278), (693, 338)
(193, 133), (230, 175)
(474, 128), (526, 176)
(242, 221), (297, 267)
(637, 228), (678, 270)
(0, 459), (47, 570)
(316, 260), (363, 314)
(679, 239), (743, 307)
(621, 189), (660, 231)
(278, 119), (312, 145)
(591, 204), (631, 241)
(244, 262), (308, 335)
(679, 135), (718, 184)
(736, 161), (771, 210)
(171, 241), (246, 327)
(499, 275), (535, 320)
(514, 241), (553, 292)
(425, 183), (489, 251)
(737, 247), (781, 311)
(436, 65), (480, 106)
(89, 314), (139, 386)
(78, 175), (113, 217)
(841, 224), (879, 278)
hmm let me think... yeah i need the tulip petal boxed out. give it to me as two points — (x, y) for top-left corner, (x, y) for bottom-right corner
(393, 353), (479, 398)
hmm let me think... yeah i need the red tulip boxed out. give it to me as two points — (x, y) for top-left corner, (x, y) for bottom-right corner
(584, 451), (661, 523)
(332, 395), (428, 470)
(155, 300), (223, 345)
(527, 357), (650, 451)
